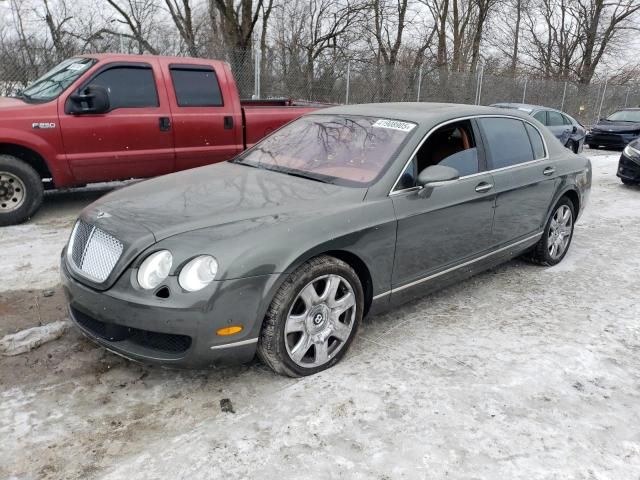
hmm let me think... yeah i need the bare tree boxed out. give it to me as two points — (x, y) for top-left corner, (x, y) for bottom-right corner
(212, 0), (264, 94)
(574, 0), (640, 84)
(524, 0), (640, 84)
(370, 0), (409, 99)
(164, 0), (199, 56)
(105, 0), (161, 54)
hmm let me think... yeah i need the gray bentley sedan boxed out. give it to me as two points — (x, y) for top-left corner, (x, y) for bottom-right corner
(61, 103), (592, 377)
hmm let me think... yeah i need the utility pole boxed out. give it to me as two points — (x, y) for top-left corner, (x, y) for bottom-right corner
(560, 81), (567, 111)
(474, 62), (484, 105)
(597, 78), (608, 121)
(345, 61), (351, 105)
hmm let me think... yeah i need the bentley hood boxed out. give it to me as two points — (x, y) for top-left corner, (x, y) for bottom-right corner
(81, 161), (366, 245)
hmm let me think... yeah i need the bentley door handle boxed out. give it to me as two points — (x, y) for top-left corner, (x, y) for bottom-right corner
(475, 182), (493, 193)
(543, 167), (556, 176)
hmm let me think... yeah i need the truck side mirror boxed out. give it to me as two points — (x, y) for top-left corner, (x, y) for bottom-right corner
(68, 85), (110, 115)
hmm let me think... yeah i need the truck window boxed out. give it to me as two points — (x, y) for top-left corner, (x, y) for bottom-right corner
(170, 66), (223, 107)
(87, 66), (159, 109)
(21, 57), (96, 102)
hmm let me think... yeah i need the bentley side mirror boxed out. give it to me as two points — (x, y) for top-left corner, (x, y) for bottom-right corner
(417, 165), (460, 198)
(417, 165), (460, 186)
(69, 85), (110, 115)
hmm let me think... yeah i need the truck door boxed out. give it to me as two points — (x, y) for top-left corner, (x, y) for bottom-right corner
(164, 63), (243, 171)
(58, 61), (175, 183)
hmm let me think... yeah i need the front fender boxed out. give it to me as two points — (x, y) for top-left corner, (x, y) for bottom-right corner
(144, 197), (397, 299)
(0, 127), (73, 186)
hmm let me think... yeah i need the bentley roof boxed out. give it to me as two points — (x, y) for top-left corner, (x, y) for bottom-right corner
(314, 102), (528, 125)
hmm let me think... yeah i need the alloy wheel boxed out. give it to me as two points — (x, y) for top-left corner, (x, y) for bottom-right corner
(284, 274), (357, 368)
(548, 204), (573, 259)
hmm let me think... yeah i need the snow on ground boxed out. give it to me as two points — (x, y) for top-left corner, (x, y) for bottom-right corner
(0, 184), (122, 293)
(1, 151), (640, 479)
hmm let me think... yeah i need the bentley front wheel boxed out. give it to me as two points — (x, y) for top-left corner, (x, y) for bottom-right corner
(258, 255), (363, 377)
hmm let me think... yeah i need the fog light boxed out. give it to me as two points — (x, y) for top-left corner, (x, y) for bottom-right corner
(216, 326), (243, 336)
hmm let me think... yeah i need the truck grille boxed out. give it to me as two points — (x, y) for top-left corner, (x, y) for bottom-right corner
(68, 220), (123, 282)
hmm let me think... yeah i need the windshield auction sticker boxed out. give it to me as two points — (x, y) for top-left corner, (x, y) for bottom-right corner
(67, 63), (87, 71)
(372, 119), (416, 132)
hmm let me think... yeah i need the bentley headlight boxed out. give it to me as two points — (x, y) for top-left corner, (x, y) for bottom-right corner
(179, 255), (218, 292)
(137, 250), (173, 290)
(623, 144), (640, 160)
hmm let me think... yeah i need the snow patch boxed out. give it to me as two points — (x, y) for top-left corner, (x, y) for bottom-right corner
(0, 321), (70, 356)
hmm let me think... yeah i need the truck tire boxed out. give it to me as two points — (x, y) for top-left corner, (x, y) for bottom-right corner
(0, 155), (44, 226)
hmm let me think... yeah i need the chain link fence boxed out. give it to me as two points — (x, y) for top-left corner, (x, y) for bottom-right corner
(2, 45), (639, 127)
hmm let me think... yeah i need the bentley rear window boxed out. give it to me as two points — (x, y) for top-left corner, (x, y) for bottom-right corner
(233, 115), (416, 187)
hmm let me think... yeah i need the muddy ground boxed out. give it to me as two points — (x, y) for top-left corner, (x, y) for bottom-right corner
(1, 151), (639, 479)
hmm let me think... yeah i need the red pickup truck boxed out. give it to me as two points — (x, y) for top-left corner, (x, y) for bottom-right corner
(0, 54), (319, 225)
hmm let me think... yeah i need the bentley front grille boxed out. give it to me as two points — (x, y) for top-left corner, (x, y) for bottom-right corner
(68, 220), (123, 282)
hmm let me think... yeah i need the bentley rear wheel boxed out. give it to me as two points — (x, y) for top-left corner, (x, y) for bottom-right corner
(525, 197), (575, 266)
(258, 255), (363, 377)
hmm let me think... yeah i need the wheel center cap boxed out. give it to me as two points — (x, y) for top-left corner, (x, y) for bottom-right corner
(307, 305), (329, 331)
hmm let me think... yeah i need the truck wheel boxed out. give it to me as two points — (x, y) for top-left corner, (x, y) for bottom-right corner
(257, 255), (364, 377)
(0, 155), (44, 226)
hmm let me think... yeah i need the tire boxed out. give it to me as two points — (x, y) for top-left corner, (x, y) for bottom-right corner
(587, 144), (598, 150)
(0, 155), (43, 226)
(621, 178), (638, 186)
(257, 255), (364, 377)
(525, 197), (576, 266)
(565, 140), (578, 154)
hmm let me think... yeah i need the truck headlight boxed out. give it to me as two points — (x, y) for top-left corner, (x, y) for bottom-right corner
(623, 144), (640, 160)
(179, 255), (218, 292)
(137, 250), (173, 289)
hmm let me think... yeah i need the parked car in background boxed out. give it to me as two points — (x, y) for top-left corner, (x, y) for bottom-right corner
(491, 103), (586, 153)
(0, 54), (322, 226)
(61, 103), (592, 377)
(617, 138), (640, 185)
(586, 108), (640, 150)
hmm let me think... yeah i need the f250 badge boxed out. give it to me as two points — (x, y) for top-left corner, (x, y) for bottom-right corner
(32, 122), (56, 129)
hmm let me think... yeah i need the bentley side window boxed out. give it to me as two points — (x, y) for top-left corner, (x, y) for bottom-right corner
(416, 121), (478, 176)
(479, 117), (535, 168)
(524, 123), (546, 159)
(393, 120), (479, 192)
